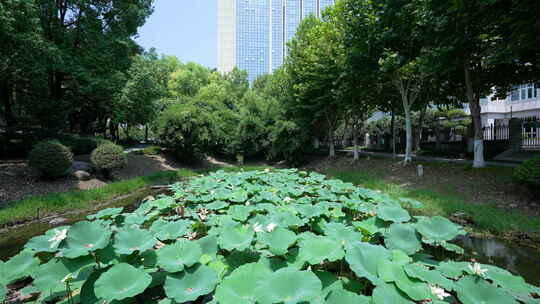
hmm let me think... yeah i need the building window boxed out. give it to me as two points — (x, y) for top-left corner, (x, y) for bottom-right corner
(511, 87), (520, 101)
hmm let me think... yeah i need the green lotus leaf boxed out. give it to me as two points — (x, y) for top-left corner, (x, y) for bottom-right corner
(482, 265), (530, 293)
(257, 228), (297, 255)
(437, 261), (469, 279)
(87, 207), (123, 220)
(296, 204), (326, 218)
(326, 288), (371, 304)
(229, 189), (248, 203)
(214, 262), (271, 303)
(456, 275), (518, 304)
(372, 283), (414, 304)
(3, 250), (40, 284)
(353, 216), (387, 235)
(228, 205), (252, 221)
(114, 227), (156, 255)
(399, 198), (423, 209)
(0, 284), (5, 302)
(377, 262), (431, 301)
(205, 200), (229, 210)
(150, 219), (191, 240)
(376, 205), (411, 223)
(254, 267), (323, 304)
(324, 222), (363, 245)
(218, 224), (254, 251)
(95, 263), (152, 301)
(314, 271), (342, 297)
(439, 241), (464, 254)
(345, 242), (390, 285)
(416, 216), (465, 242)
(299, 235), (344, 264)
(149, 196), (176, 209)
(25, 226), (70, 253)
(164, 264), (218, 303)
(404, 263), (454, 291)
(197, 234), (219, 259)
(384, 223), (422, 255)
(32, 256), (95, 294)
(61, 221), (112, 258)
(156, 239), (203, 272)
(123, 213), (147, 226)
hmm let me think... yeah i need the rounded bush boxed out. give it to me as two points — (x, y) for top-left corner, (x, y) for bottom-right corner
(90, 143), (127, 177)
(514, 155), (540, 189)
(28, 141), (73, 178)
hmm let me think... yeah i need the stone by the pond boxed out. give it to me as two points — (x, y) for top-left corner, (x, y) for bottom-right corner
(49, 217), (69, 227)
(72, 170), (91, 181)
(143, 196), (155, 202)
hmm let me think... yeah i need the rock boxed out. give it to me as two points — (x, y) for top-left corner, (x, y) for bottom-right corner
(70, 161), (93, 173)
(72, 170), (91, 181)
(143, 195), (155, 202)
(49, 217), (69, 227)
(509, 203), (518, 208)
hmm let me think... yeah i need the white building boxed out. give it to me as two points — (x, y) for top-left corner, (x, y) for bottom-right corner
(464, 84), (540, 126)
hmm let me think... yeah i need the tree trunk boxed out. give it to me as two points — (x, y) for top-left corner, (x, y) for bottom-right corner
(416, 105), (427, 151)
(145, 124), (149, 142)
(353, 124), (359, 161)
(0, 79), (15, 128)
(329, 128), (335, 158)
(464, 62), (485, 168)
(404, 106), (413, 164)
(391, 110), (396, 157)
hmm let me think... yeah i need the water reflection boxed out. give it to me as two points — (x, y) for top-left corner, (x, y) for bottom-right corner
(455, 235), (540, 286)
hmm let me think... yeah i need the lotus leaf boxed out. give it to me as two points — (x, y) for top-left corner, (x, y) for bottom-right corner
(205, 200), (229, 210)
(353, 216), (385, 235)
(61, 221), (112, 258)
(326, 288), (371, 304)
(25, 226), (70, 253)
(483, 265), (530, 293)
(156, 239), (202, 272)
(314, 271), (343, 297)
(197, 234), (219, 259)
(377, 262), (431, 301)
(376, 205), (411, 223)
(94, 263), (152, 301)
(114, 227), (156, 255)
(150, 219), (191, 240)
(404, 263), (454, 291)
(164, 264), (218, 303)
(214, 262), (271, 303)
(254, 267), (323, 303)
(416, 216), (465, 242)
(436, 261), (469, 279)
(32, 256), (94, 294)
(228, 205), (252, 221)
(149, 196), (176, 209)
(0, 284), (5, 302)
(456, 275), (518, 304)
(345, 242), (390, 285)
(3, 250), (39, 284)
(257, 228), (297, 255)
(384, 223), (422, 255)
(324, 222), (362, 245)
(87, 207), (123, 220)
(372, 283), (414, 304)
(218, 224), (254, 251)
(299, 236), (344, 264)
(229, 189), (248, 203)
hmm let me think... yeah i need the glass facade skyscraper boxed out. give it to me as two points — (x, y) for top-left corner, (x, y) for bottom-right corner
(218, 0), (335, 82)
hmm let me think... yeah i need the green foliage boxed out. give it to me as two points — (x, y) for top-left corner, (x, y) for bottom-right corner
(28, 141), (73, 178)
(90, 143), (127, 176)
(59, 135), (109, 155)
(514, 155), (540, 189)
(142, 145), (162, 155)
(2, 169), (536, 303)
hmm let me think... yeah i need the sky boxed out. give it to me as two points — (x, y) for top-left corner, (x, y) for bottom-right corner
(136, 1), (218, 68)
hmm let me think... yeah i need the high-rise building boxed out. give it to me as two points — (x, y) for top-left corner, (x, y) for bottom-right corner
(218, 0), (335, 82)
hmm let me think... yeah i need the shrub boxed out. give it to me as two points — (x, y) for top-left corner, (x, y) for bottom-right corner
(156, 103), (212, 160)
(514, 155), (540, 189)
(59, 135), (109, 155)
(91, 143), (127, 177)
(28, 141), (73, 178)
(266, 120), (311, 166)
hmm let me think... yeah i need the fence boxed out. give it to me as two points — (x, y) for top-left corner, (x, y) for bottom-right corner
(483, 125), (509, 141)
(521, 117), (540, 149)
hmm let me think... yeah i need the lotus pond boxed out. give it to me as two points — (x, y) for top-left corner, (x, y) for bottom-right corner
(1, 169), (538, 303)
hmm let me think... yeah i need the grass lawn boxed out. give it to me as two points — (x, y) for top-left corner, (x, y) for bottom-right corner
(323, 157), (540, 239)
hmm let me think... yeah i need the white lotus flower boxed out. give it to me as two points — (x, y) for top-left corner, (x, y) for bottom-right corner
(266, 223), (277, 232)
(245, 201), (251, 206)
(283, 197), (292, 203)
(430, 285), (450, 300)
(48, 228), (68, 248)
(264, 168), (270, 173)
(469, 262), (488, 276)
(253, 222), (264, 233)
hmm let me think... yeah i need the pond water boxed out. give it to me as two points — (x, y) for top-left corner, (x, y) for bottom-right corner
(1, 197), (539, 286)
(455, 235), (540, 286)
